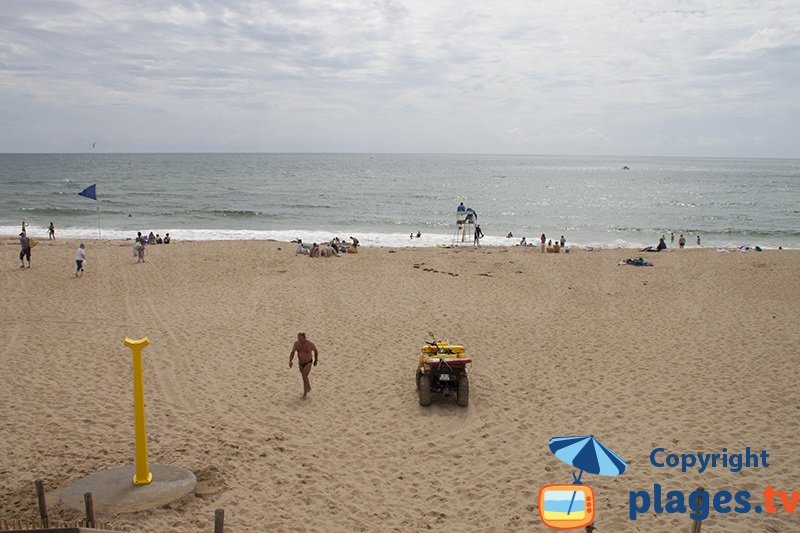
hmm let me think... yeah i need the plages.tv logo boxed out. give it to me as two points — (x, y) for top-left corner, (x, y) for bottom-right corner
(538, 435), (628, 530)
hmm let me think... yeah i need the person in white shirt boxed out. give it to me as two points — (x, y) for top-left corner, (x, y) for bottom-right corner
(75, 243), (86, 277)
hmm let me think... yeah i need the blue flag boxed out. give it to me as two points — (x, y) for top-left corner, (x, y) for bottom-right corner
(78, 184), (97, 200)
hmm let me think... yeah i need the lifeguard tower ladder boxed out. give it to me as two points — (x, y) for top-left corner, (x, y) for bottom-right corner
(452, 207), (476, 246)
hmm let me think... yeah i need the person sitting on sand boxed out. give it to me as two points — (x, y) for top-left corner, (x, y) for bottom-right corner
(289, 332), (318, 398)
(553, 241), (560, 253)
(320, 246), (338, 257)
(148, 231), (157, 244)
(163, 233), (171, 244)
(519, 237), (527, 246)
(156, 234), (163, 244)
(657, 236), (667, 251)
(296, 239), (309, 255)
(310, 243), (320, 258)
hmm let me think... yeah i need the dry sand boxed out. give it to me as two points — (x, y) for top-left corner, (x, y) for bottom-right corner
(1, 237), (798, 532)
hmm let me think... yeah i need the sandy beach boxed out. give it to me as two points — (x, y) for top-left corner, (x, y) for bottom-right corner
(1, 237), (798, 532)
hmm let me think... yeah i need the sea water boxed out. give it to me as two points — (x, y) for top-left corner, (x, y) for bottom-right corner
(1, 153), (798, 248)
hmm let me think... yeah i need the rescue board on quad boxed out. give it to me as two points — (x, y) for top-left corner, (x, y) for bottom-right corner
(416, 337), (471, 407)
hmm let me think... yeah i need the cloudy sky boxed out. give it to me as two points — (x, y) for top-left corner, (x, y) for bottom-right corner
(1, 0), (798, 156)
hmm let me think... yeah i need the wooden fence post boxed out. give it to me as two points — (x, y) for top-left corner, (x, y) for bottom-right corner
(35, 479), (49, 528)
(84, 491), (95, 528)
(214, 507), (225, 533)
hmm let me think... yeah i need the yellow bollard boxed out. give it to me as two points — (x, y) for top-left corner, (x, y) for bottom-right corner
(123, 337), (152, 485)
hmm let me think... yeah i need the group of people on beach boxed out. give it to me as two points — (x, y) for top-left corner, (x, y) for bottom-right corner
(669, 232), (700, 248)
(643, 233), (701, 252)
(513, 233), (567, 253)
(295, 236), (359, 258)
(144, 231), (170, 245)
(18, 226), (86, 277)
(133, 231), (171, 263)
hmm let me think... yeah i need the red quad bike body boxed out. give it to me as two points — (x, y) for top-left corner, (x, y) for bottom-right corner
(416, 341), (471, 407)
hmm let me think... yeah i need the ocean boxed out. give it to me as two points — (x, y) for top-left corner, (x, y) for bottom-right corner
(1, 153), (798, 249)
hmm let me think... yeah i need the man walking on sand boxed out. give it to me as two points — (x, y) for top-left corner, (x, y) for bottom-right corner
(19, 232), (31, 268)
(75, 243), (86, 277)
(289, 332), (318, 398)
(474, 224), (484, 247)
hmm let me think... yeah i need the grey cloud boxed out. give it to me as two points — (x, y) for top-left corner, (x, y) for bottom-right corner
(0, 0), (798, 155)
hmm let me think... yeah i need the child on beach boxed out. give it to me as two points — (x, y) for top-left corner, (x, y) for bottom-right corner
(75, 244), (86, 277)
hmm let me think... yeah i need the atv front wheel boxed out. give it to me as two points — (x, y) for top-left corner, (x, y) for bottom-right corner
(418, 375), (433, 406)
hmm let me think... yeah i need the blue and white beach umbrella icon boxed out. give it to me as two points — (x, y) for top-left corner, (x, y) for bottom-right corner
(549, 435), (627, 481)
(548, 435), (628, 515)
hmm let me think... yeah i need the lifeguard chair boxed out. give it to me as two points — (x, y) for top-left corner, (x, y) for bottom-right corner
(452, 206), (476, 245)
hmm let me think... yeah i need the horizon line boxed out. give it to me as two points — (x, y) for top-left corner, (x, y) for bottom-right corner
(1, 151), (797, 161)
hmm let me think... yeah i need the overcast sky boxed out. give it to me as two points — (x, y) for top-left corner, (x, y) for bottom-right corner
(1, 1), (798, 156)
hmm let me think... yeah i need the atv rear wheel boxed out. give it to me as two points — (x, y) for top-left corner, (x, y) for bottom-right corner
(418, 375), (433, 406)
(457, 375), (469, 407)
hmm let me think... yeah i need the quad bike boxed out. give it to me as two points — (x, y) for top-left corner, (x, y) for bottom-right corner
(415, 334), (472, 407)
